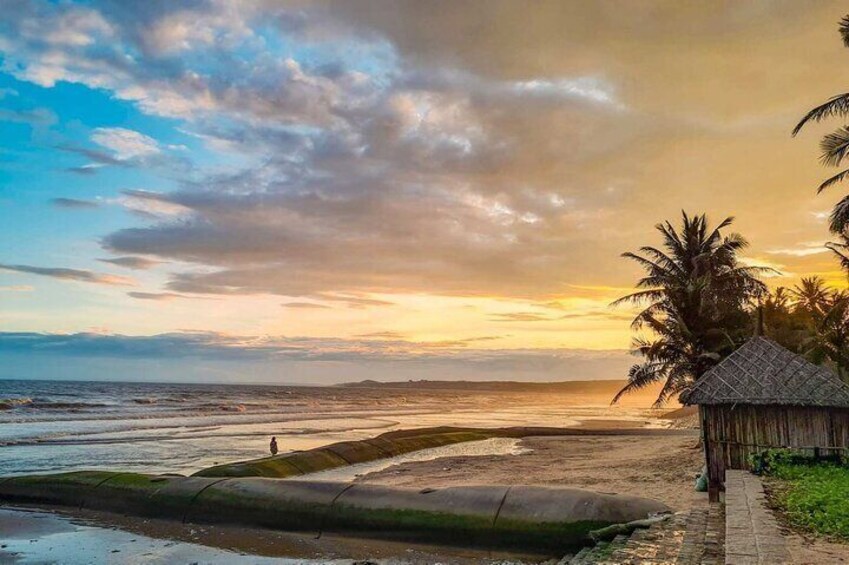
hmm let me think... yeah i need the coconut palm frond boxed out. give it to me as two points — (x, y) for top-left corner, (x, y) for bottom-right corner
(829, 195), (849, 233)
(821, 127), (849, 167)
(620, 251), (672, 277)
(705, 216), (735, 245)
(637, 246), (684, 274)
(827, 239), (849, 272)
(793, 93), (849, 136)
(840, 15), (849, 48)
(611, 362), (667, 405)
(818, 167), (849, 194)
(654, 364), (691, 407)
(610, 288), (665, 308)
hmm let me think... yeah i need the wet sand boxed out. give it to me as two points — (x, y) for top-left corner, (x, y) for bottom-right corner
(0, 506), (546, 564)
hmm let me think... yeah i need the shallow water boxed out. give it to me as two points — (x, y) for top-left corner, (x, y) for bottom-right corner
(0, 379), (661, 476)
(0, 507), (307, 564)
(0, 507), (538, 564)
(302, 437), (531, 482)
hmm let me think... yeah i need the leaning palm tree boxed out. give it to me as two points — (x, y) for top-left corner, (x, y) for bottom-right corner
(611, 212), (769, 406)
(793, 15), (849, 233)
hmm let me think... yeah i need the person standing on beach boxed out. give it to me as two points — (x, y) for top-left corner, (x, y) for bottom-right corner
(269, 436), (278, 456)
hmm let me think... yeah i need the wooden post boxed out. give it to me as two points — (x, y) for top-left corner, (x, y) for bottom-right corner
(700, 406), (722, 502)
(708, 481), (721, 503)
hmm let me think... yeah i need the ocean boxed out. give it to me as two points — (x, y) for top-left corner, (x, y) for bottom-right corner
(0, 379), (662, 477)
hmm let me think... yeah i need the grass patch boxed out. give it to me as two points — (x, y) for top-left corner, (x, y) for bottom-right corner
(756, 449), (849, 540)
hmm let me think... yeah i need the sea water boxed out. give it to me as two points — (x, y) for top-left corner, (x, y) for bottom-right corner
(0, 379), (662, 477)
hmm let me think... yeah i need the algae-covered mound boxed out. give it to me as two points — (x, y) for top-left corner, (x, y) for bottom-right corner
(0, 472), (669, 552)
(193, 426), (497, 478)
(192, 425), (669, 479)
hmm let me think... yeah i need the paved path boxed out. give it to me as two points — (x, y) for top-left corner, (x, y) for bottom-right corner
(567, 469), (793, 564)
(724, 470), (789, 565)
(570, 504), (723, 564)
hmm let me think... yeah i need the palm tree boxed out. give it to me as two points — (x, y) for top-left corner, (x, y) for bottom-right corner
(793, 15), (849, 233)
(611, 212), (769, 406)
(760, 287), (802, 351)
(800, 291), (849, 381)
(790, 276), (833, 317)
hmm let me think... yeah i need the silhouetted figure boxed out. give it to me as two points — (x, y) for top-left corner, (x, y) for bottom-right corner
(270, 436), (278, 456)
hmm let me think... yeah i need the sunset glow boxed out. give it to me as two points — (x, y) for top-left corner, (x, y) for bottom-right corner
(2, 2), (849, 382)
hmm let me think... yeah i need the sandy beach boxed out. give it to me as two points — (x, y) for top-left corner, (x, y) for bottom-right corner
(356, 430), (704, 512)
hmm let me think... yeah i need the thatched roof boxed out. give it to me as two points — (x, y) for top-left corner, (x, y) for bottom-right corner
(680, 336), (849, 408)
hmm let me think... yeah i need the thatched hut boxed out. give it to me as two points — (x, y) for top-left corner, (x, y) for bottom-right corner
(681, 336), (849, 501)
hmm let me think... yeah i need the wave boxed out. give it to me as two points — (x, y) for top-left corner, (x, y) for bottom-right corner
(0, 398), (105, 411)
(190, 402), (253, 412)
(0, 397), (33, 410)
(35, 402), (106, 410)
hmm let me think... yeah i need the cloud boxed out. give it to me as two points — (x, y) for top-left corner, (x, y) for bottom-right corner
(91, 127), (161, 160)
(0, 1), (640, 301)
(3, 0), (847, 311)
(51, 197), (100, 209)
(282, 302), (331, 309)
(0, 107), (57, 125)
(0, 285), (34, 292)
(490, 312), (559, 322)
(354, 331), (406, 339)
(0, 263), (134, 286)
(115, 190), (193, 219)
(66, 163), (105, 175)
(739, 257), (790, 278)
(559, 310), (634, 322)
(127, 291), (196, 301)
(98, 256), (163, 270)
(766, 242), (829, 257)
(315, 294), (395, 309)
(0, 331), (632, 378)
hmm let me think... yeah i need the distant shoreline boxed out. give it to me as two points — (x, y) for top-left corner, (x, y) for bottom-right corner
(0, 376), (632, 389)
(334, 378), (631, 392)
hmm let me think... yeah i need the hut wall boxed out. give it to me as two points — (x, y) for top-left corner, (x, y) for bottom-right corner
(702, 404), (849, 498)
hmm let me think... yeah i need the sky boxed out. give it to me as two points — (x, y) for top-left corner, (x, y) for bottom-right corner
(2, 1), (849, 384)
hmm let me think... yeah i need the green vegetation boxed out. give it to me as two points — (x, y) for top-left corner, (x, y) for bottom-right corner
(760, 277), (849, 380)
(612, 212), (768, 405)
(755, 449), (849, 539)
(613, 210), (849, 406)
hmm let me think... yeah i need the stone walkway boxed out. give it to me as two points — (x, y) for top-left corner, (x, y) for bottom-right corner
(724, 470), (789, 565)
(566, 504), (724, 564)
(563, 470), (798, 564)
